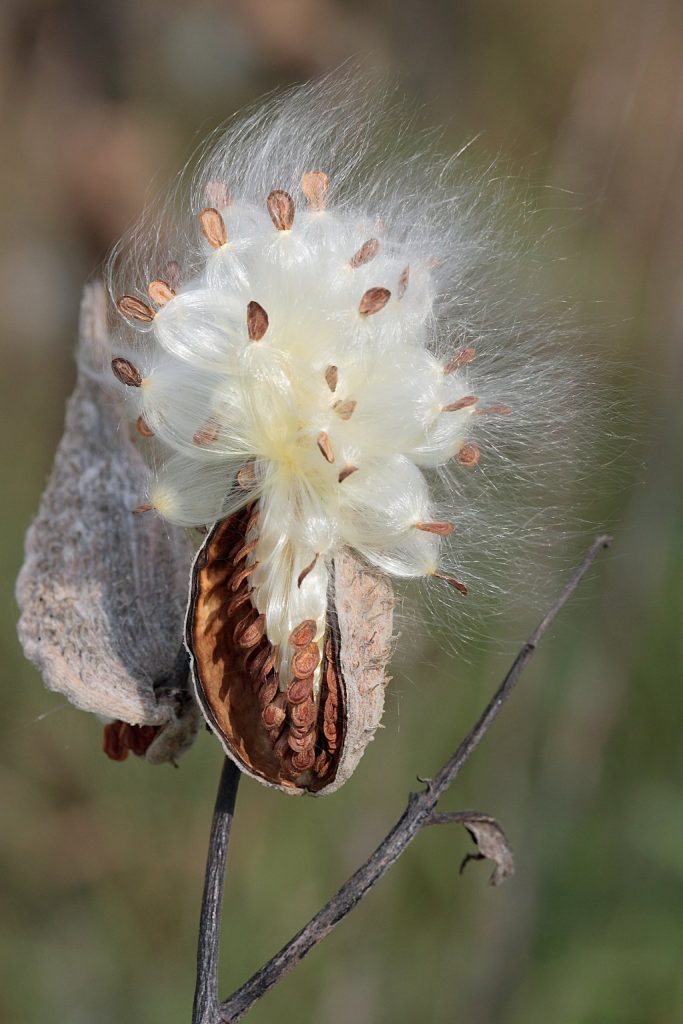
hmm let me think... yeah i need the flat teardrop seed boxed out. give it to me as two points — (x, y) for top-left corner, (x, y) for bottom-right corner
(287, 676), (313, 705)
(289, 620), (317, 648)
(262, 703), (286, 730)
(288, 728), (316, 753)
(236, 613), (266, 649)
(291, 748), (316, 773)
(291, 643), (320, 678)
(258, 674), (279, 707)
(290, 699), (317, 729)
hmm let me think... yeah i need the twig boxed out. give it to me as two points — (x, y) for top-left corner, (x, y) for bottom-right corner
(192, 534), (610, 1023)
(192, 757), (241, 1024)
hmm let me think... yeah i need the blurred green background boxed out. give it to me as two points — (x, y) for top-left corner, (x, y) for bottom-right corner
(2, 1), (682, 1022)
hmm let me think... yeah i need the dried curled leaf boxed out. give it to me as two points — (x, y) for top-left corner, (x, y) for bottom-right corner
(459, 813), (515, 886)
(186, 508), (394, 795)
(16, 284), (198, 759)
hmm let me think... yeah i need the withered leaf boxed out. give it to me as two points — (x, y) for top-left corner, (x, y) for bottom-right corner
(459, 813), (515, 886)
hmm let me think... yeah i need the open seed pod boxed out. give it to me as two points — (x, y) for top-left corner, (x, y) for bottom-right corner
(186, 504), (394, 795)
(16, 283), (201, 766)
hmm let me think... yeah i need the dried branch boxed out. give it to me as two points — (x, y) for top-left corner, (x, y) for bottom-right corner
(188, 534), (611, 1022)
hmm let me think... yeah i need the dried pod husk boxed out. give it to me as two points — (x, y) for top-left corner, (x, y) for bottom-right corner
(186, 508), (394, 795)
(16, 284), (199, 763)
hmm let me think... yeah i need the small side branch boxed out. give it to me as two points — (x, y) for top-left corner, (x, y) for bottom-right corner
(192, 757), (241, 1024)
(197, 534), (610, 1022)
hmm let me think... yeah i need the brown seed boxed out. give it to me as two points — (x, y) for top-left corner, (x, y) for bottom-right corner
(290, 699), (317, 729)
(193, 418), (220, 446)
(245, 642), (271, 677)
(262, 702), (286, 731)
(333, 399), (356, 421)
(273, 732), (291, 760)
(247, 300), (269, 341)
(260, 647), (279, 682)
(338, 465), (358, 483)
(132, 502), (153, 514)
(230, 536), (259, 564)
(236, 612), (266, 649)
(323, 718), (338, 746)
(301, 170), (329, 211)
(437, 573), (469, 596)
(325, 658), (338, 686)
(324, 365), (338, 392)
(443, 347), (476, 374)
(291, 748), (316, 773)
(457, 442), (481, 467)
(289, 620), (317, 648)
(136, 415), (154, 438)
(359, 287), (391, 317)
(226, 589), (252, 618)
(205, 180), (232, 208)
(267, 725), (285, 744)
(147, 279), (175, 306)
(237, 462), (256, 490)
(232, 606), (256, 643)
(288, 717), (316, 740)
(162, 260), (182, 290)
(267, 189), (295, 231)
(397, 265), (410, 299)
(279, 751), (299, 777)
(288, 729), (316, 754)
(416, 521), (455, 537)
(199, 207), (227, 248)
(475, 404), (513, 416)
(314, 751), (332, 777)
(325, 660), (338, 689)
(441, 395), (479, 413)
(292, 643), (320, 678)
(323, 696), (338, 721)
(124, 722), (160, 758)
(297, 553), (319, 589)
(349, 238), (379, 269)
(102, 721), (129, 762)
(243, 643), (267, 681)
(316, 431), (335, 464)
(230, 560), (259, 592)
(258, 674), (279, 708)
(287, 676), (313, 705)
(245, 511), (260, 541)
(116, 295), (154, 323)
(111, 357), (142, 387)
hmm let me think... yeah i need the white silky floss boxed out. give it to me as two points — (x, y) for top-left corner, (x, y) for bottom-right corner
(107, 75), (580, 688)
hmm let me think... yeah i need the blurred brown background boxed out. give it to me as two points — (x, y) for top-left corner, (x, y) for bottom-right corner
(2, 2), (682, 1022)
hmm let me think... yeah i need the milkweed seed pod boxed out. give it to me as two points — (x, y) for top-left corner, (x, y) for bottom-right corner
(106, 74), (588, 793)
(16, 284), (201, 765)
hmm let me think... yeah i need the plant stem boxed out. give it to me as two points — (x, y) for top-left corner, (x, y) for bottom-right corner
(192, 756), (241, 1024)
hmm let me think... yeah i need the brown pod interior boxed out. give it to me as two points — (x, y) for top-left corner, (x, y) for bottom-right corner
(185, 505), (344, 793)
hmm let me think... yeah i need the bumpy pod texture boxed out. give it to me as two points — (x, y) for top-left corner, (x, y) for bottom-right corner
(107, 76), (587, 786)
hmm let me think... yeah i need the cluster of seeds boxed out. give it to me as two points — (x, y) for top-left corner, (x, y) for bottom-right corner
(110, 169), (512, 778)
(102, 720), (160, 762)
(187, 503), (343, 788)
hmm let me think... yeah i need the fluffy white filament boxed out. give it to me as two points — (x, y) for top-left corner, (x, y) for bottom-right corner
(107, 72), (591, 673)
